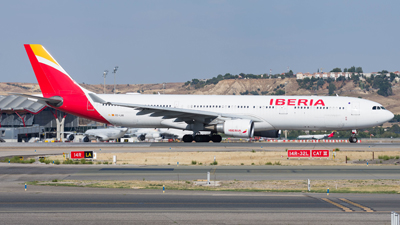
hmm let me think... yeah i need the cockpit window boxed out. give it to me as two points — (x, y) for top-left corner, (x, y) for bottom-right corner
(372, 106), (386, 110)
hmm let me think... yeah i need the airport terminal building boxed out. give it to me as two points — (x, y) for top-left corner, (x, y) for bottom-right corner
(0, 95), (79, 142)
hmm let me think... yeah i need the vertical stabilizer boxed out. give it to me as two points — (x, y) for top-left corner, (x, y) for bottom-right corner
(24, 44), (84, 98)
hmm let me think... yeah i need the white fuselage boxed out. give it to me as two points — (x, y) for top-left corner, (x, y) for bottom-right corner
(85, 128), (128, 141)
(297, 134), (329, 139)
(88, 95), (393, 132)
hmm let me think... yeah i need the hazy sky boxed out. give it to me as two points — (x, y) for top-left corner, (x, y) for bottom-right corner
(1, 0), (399, 85)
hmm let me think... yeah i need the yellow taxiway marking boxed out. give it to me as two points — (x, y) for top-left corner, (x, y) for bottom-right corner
(339, 198), (374, 212)
(321, 198), (353, 212)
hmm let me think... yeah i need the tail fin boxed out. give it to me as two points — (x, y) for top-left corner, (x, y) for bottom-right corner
(24, 44), (109, 124)
(328, 132), (335, 138)
(24, 44), (84, 98)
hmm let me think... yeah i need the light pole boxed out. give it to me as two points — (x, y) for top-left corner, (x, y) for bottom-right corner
(113, 66), (118, 94)
(103, 70), (108, 94)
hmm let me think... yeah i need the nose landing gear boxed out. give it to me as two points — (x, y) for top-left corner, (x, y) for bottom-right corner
(349, 130), (358, 143)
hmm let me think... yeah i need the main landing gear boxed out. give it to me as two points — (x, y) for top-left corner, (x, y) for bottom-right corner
(182, 134), (222, 143)
(349, 129), (358, 143)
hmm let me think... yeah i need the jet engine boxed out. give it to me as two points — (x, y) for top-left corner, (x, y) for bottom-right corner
(66, 134), (74, 141)
(216, 119), (254, 138)
(83, 136), (90, 142)
(254, 130), (280, 138)
(137, 134), (146, 141)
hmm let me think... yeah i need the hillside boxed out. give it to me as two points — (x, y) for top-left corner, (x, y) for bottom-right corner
(2, 78), (400, 114)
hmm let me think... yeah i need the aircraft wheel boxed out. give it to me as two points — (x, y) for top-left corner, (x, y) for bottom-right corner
(349, 137), (358, 143)
(182, 135), (193, 143)
(211, 135), (222, 143)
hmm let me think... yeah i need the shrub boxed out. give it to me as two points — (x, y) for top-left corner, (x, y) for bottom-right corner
(80, 159), (86, 164)
(52, 179), (58, 182)
(265, 162), (272, 165)
(63, 159), (73, 164)
(335, 148), (340, 152)
(251, 163), (255, 165)
(346, 157), (351, 161)
(97, 161), (101, 164)
(241, 163), (244, 165)
(103, 162), (109, 165)
(191, 160), (197, 165)
(29, 159), (35, 163)
(199, 162), (203, 165)
(211, 161), (218, 165)
(274, 161), (281, 165)
(54, 160), (60, 165)
(396, 156), (399, 159)
(44, 159), (51, 164)
(251, 150), (256, 153)
(378, 155), (390, 160)
(87, 161), (93, 164)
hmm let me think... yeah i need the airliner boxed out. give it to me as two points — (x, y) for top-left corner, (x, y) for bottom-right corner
(15, 44), (394, 143)
(83, 128), (128, 142)
(297, 132), (335, 140)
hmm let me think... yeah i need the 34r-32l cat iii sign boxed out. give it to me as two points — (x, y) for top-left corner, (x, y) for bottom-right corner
(288, 150), (329, 158)
(71, 151), (94, 159)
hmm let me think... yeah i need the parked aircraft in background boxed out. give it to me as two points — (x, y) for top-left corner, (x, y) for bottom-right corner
(83, 128), (128, 142)
(17, 44), (395, 143)
(297, 132), (335, 140)
(128, 128), (208, 141)
(127, 128), (163, 141)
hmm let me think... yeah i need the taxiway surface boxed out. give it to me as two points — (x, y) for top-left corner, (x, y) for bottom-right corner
(0, 183), (397, 224)
(1, 164), (400, 182)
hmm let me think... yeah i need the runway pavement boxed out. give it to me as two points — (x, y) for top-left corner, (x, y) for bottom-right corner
(1, 164), (400, 182)
(1, 142), (399, 224)
(0, 183), (397, 224)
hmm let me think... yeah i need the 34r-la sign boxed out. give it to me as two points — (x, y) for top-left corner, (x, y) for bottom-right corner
(288, 150), (329, 158)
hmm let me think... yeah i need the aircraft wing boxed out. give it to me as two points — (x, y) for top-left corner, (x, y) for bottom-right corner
(89, 93), (265, 124)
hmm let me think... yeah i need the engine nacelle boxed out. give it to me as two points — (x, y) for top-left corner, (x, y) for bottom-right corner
(137, 134), (146, 141)
(151, 133), (160, 138)
(83, 136), (90, 142)
(216, 119), (254, 138)
(254, 130), (280, 138)
(66, 134), (74, 141)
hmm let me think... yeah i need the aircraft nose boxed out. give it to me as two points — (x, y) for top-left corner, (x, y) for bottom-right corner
(388, 110), (395, 121)
(382, 110), (395, 123)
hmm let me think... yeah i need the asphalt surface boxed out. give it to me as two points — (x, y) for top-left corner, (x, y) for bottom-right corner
(1, 142), (399, 224)
(1, 164), (400, 182)
(0, 183), (397, 224)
